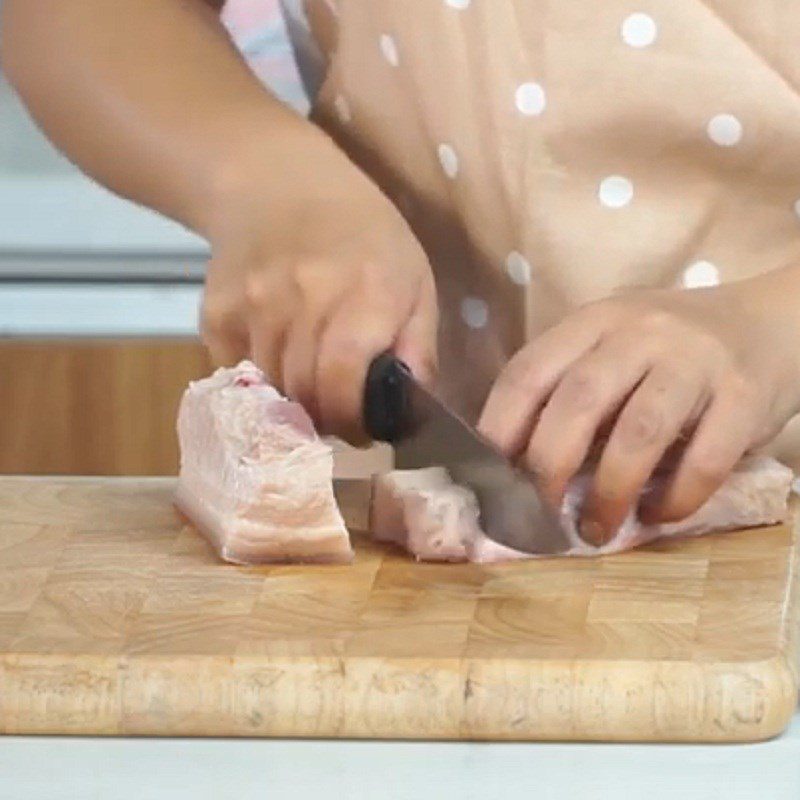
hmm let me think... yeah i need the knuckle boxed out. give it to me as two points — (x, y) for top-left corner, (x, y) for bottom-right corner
(617, 404), (664, 449)
(496, 359), (547, 400)
(580, 297), (618, 320)
(639, 308), (675, 332)
(686, 330), (725, 362)
(647, 371), (682, 397)
(684, 452), (728, 487)
(243, 275), (270, 310)
(358, 258), (386, 288)
(558, 367), (602, 410)
(325, 328), (372, 362)
(723, 370), (758, 405)
(752, 417), (781, 446)
(293, 258), (328, 290)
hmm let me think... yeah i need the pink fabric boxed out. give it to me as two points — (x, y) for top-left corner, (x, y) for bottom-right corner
(221, 0), (306, 107)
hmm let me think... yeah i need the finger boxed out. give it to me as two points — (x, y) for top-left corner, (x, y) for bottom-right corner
(394, 277), (439, 387)
(200, 300), (248, 367)
(282, 315), (324, 421)
(477, 311), (607, 458)
(243, 264), (299, 388)
(203, 331), (248, 367)
(315, 295), (414, 444)
(524, 334), (652, 508)
(579, 365), (707, 545)
(641, 381), (757, 524)
(250, 319), (288, 389)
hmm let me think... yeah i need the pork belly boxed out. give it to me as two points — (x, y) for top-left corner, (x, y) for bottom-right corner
(176, 361), (352, 564)
(370, 456), (794, 562)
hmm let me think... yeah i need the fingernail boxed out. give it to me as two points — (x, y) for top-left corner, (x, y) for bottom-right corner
(579, 518), (608, 547)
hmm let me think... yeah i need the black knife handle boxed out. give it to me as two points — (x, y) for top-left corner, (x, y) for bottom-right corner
(364, 353), (412, 443)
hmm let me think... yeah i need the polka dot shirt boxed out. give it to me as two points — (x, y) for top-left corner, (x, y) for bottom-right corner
(277, 0), (800, 424)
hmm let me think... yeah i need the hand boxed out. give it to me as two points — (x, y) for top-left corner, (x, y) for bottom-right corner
(478, 281), (800, 544)
(201, 127), (438, 444)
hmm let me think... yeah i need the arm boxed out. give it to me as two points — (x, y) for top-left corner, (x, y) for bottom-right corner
(2, 0), (310, 237)
(2, 0), (438, 442)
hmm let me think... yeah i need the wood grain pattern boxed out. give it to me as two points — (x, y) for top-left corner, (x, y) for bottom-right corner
(0, 477), (797, 741)
(0, 340), (211, 476)
(0, 340), (390, 479)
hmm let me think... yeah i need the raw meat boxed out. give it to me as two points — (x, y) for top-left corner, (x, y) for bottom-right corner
(370, 456), (794, 562)
(175, 361), (353, 564)
(370, 468), (481, 562)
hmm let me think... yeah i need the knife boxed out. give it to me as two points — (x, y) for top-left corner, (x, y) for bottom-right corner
(363, 353), (573, 555)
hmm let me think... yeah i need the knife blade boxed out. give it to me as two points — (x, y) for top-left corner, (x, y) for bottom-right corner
(364, 353), (573, 555)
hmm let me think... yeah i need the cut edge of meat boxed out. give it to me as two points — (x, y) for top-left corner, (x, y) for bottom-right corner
(370, 455), (795, 563)
(175, 482), (353, 565)
(370, 467), (475, 562)
(176, 361), (354, 565)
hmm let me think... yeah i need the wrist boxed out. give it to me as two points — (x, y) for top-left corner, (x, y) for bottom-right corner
(199, 109), (359, 245)
(726, 264), (800, 403)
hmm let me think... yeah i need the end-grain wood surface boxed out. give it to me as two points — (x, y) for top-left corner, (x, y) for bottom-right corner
(0, 477), (797, 742)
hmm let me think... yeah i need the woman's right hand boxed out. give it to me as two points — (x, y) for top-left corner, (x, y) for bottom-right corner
(201, 126), (438, 445)
(4, 0), (435, 445)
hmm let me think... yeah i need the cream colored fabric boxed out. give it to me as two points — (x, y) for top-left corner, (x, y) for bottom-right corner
(300, 0), (800, 464)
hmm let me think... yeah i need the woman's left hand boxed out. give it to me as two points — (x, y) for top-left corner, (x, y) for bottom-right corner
(478, 277), (800, 545)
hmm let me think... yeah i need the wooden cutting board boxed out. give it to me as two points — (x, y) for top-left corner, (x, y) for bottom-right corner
(0, 477), (797, 742)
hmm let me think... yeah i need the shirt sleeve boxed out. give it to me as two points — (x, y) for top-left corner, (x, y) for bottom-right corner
(278, 0), (327, 104)
(220, 0), (320, 113)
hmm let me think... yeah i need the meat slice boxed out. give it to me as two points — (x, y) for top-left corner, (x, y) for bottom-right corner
(370, 468), (481, 562)
(370, 456), (794, 562)
(175, 361), (353, 564)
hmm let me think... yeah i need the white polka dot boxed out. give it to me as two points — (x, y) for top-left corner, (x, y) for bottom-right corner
(380, 34), (399, 67)
(334, 94), (351, 124)
(598, 176), (634, 209)
(438, 143), (459, 179)
(461, 297), (489, 329)
(621, 13), (658, 48)
(707, 114), (742, 147)
(505, 251), (532, 285)
(515, 82), (547, 117)
(793, 198), (800, 219)
(682, 260), (720, 288)
(445, 0), (471, 7)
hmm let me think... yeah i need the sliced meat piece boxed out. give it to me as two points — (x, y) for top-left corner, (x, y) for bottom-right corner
(371, 455), (794, 563)
(370, 467), (478, 561)
(568, 455), (794, 554)
(175, 361), (353, 564)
